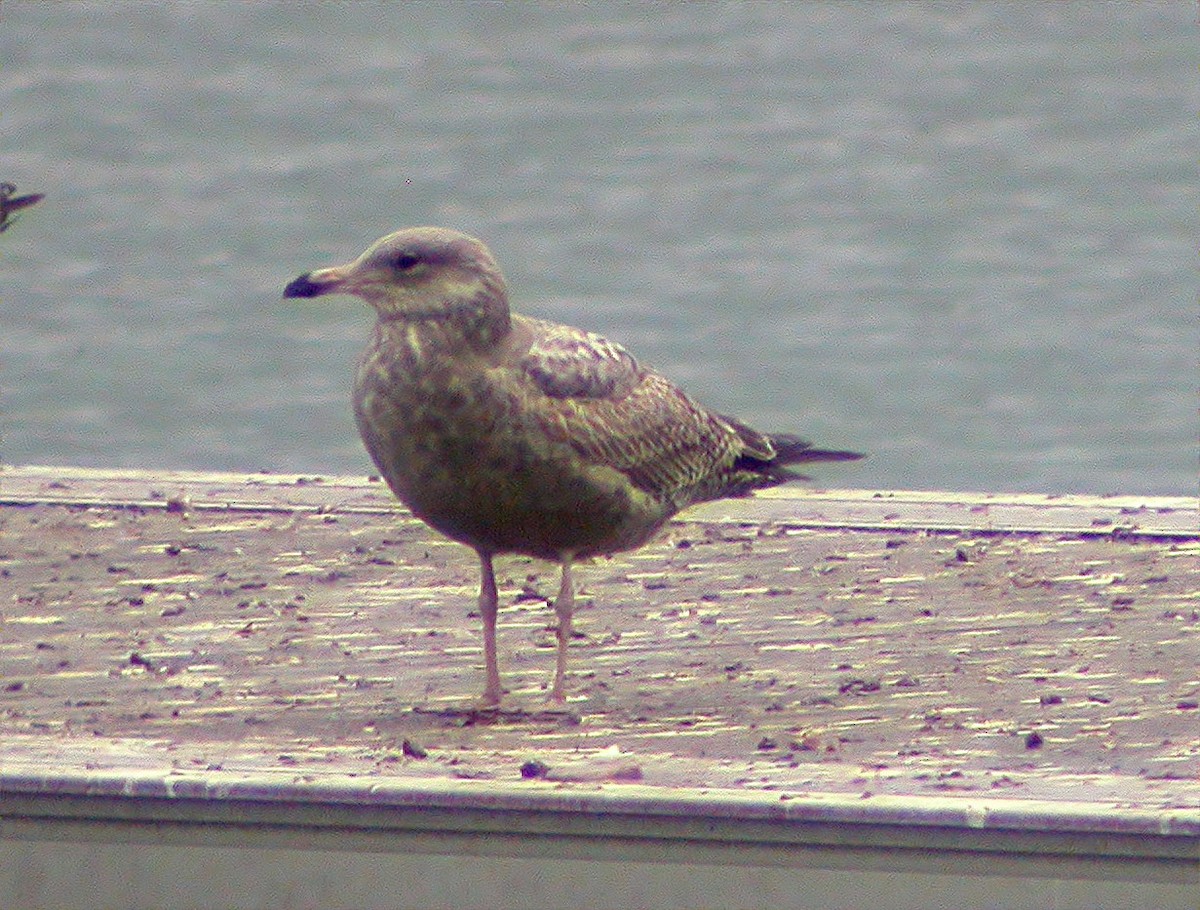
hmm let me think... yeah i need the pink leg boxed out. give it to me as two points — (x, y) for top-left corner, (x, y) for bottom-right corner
(549, 559), (574, 704)
(478, 551), (502, 707)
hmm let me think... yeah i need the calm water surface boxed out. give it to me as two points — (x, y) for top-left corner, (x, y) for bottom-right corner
(0, 3), (1195, 495)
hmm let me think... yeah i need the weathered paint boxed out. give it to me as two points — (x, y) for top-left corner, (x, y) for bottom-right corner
(1, 467), (1197, 909)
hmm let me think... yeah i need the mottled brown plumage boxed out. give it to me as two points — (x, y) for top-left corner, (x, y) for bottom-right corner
(284, 227), (862, 705)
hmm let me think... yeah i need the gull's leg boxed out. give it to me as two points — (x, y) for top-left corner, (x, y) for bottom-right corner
(478, 551), (502, 707)
(549, 558), (575, 704)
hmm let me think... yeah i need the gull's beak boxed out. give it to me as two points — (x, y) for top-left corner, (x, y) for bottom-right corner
(283, 264), (352, 299)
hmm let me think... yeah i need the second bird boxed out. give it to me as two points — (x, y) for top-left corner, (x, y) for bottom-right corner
(284, 227), (862, 707)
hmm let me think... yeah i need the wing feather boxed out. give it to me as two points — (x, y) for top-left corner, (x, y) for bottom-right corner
(519, 320), (641, 400)
(512, 318), (762, 507)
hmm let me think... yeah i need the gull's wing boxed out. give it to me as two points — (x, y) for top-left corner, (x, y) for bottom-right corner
(518, 320), (643, 400)
(511, 317), (777, 507)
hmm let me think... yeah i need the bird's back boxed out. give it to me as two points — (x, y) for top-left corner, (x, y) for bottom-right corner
(353, 311), (858, 561)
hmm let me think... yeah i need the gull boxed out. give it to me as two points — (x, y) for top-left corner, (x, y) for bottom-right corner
(284, 227), (862, 705)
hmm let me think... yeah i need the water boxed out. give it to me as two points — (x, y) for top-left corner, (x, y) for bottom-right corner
(1, 3), (1195, 496)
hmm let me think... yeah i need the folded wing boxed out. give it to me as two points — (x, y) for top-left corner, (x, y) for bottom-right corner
(512, 317), (856, 510)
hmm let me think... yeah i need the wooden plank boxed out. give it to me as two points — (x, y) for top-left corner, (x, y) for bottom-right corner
(1, 465), (1197, 908)
(2, 463), (1196, 535)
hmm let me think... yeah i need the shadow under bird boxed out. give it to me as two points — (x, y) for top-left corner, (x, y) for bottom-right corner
(284, 227), (863, 706)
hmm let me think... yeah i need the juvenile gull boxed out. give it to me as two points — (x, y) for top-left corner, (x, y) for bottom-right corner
(284, 227), (862, 706)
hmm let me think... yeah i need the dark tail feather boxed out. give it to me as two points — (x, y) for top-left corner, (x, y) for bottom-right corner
(733, 432), (864, 484)
(770, 433), (865, 465)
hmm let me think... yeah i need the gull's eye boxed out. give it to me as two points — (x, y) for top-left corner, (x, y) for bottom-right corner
(392, 251), (421, 271)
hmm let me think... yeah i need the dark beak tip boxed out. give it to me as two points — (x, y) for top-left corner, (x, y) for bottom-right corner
(283, 273), (323, 299)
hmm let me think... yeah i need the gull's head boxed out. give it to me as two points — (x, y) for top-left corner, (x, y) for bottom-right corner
(283, 226), (507, 322)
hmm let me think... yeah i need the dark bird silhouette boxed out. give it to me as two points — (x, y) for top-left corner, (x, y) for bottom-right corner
(284, 227), (862, 705)
(0, 183), (44, 233)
